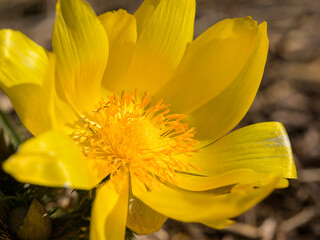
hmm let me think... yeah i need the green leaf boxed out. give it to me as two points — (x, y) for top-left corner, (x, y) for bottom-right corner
(0, 110), (21, 148)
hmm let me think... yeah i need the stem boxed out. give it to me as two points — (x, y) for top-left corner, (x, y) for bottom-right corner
(0, 109), (21, 147)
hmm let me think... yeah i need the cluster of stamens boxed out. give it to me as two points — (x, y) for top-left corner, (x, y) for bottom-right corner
(73, 91), (198, 187)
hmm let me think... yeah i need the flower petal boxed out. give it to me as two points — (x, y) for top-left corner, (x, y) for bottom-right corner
(203, 219), (235, 229)
(0, 29), (49, 135)
(41, 53), (82, 134)
(99, 10), (137, 94)
(154, 17), (264, 117)
(122, 0), (195, 95)
(176, 169), (288, 192)
(188, 21), (268, 144)
(127, 194), (167, 235)
(90, 173), (129, 240)
(183, 122), (297, 179)
(2, 131), (99, 189)
(53, 0), (109, 114)
(134, 173), (281, 229)
(134, 0), (159, 36)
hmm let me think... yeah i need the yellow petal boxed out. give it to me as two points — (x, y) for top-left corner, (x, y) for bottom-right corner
(122, 0), (195, 95)
(154, 17), (263, 117)
(99, 10), (137, 94)
(203, 219), (235, 230)
(0, 29), (49, 135)
(90, 173), (129, 240)
(53, 0), (108, 114)
(188, 21), (268, 144)
(134, 0), (159, 36)
(41, 53), (82, 134)
(2, 131), (99, 189)
(176, 169), (288, 192)
(127, 193), (167, 235)
(183, 122), (297, 179)
(134, 173), (281, 229)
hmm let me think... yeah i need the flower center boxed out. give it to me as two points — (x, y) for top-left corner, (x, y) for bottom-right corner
(73, 91), (198, 186)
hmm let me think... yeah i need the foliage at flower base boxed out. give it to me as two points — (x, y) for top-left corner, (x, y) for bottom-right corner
(0, 130), (137, 239)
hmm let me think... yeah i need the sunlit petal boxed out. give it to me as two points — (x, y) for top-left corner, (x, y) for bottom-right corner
(90, 172), (129, 240)
(155, 17), (263, 117)
(123, 0), (195, 95)
(134, 173), (281, 229)
(182, 122), (297, 179)
(187, 22), (268, 144)
(53, 0), (108, 114)
(2, 131), (99, 189)
(127, 194), (167, 235)
(176, 169), (288, 192)
(134, 0), (159, 36)
(99, 9), (137, 94)
(41, 53), (82, 134)
(0, 29), (49, 135)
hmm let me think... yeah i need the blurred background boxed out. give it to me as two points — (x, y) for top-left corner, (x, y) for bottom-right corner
(0, 0), (320, 239)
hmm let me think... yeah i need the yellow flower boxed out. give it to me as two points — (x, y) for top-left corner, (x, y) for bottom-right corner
(0, 0), (297, 239)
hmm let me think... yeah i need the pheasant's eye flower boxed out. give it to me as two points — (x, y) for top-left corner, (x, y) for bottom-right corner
(0, 0), (297, 239)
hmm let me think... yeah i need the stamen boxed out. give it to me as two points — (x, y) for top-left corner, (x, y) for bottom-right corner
(73, 91), (198, 187)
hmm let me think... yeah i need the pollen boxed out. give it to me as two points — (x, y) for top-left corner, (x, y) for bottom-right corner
(73, 91), (198, 187)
